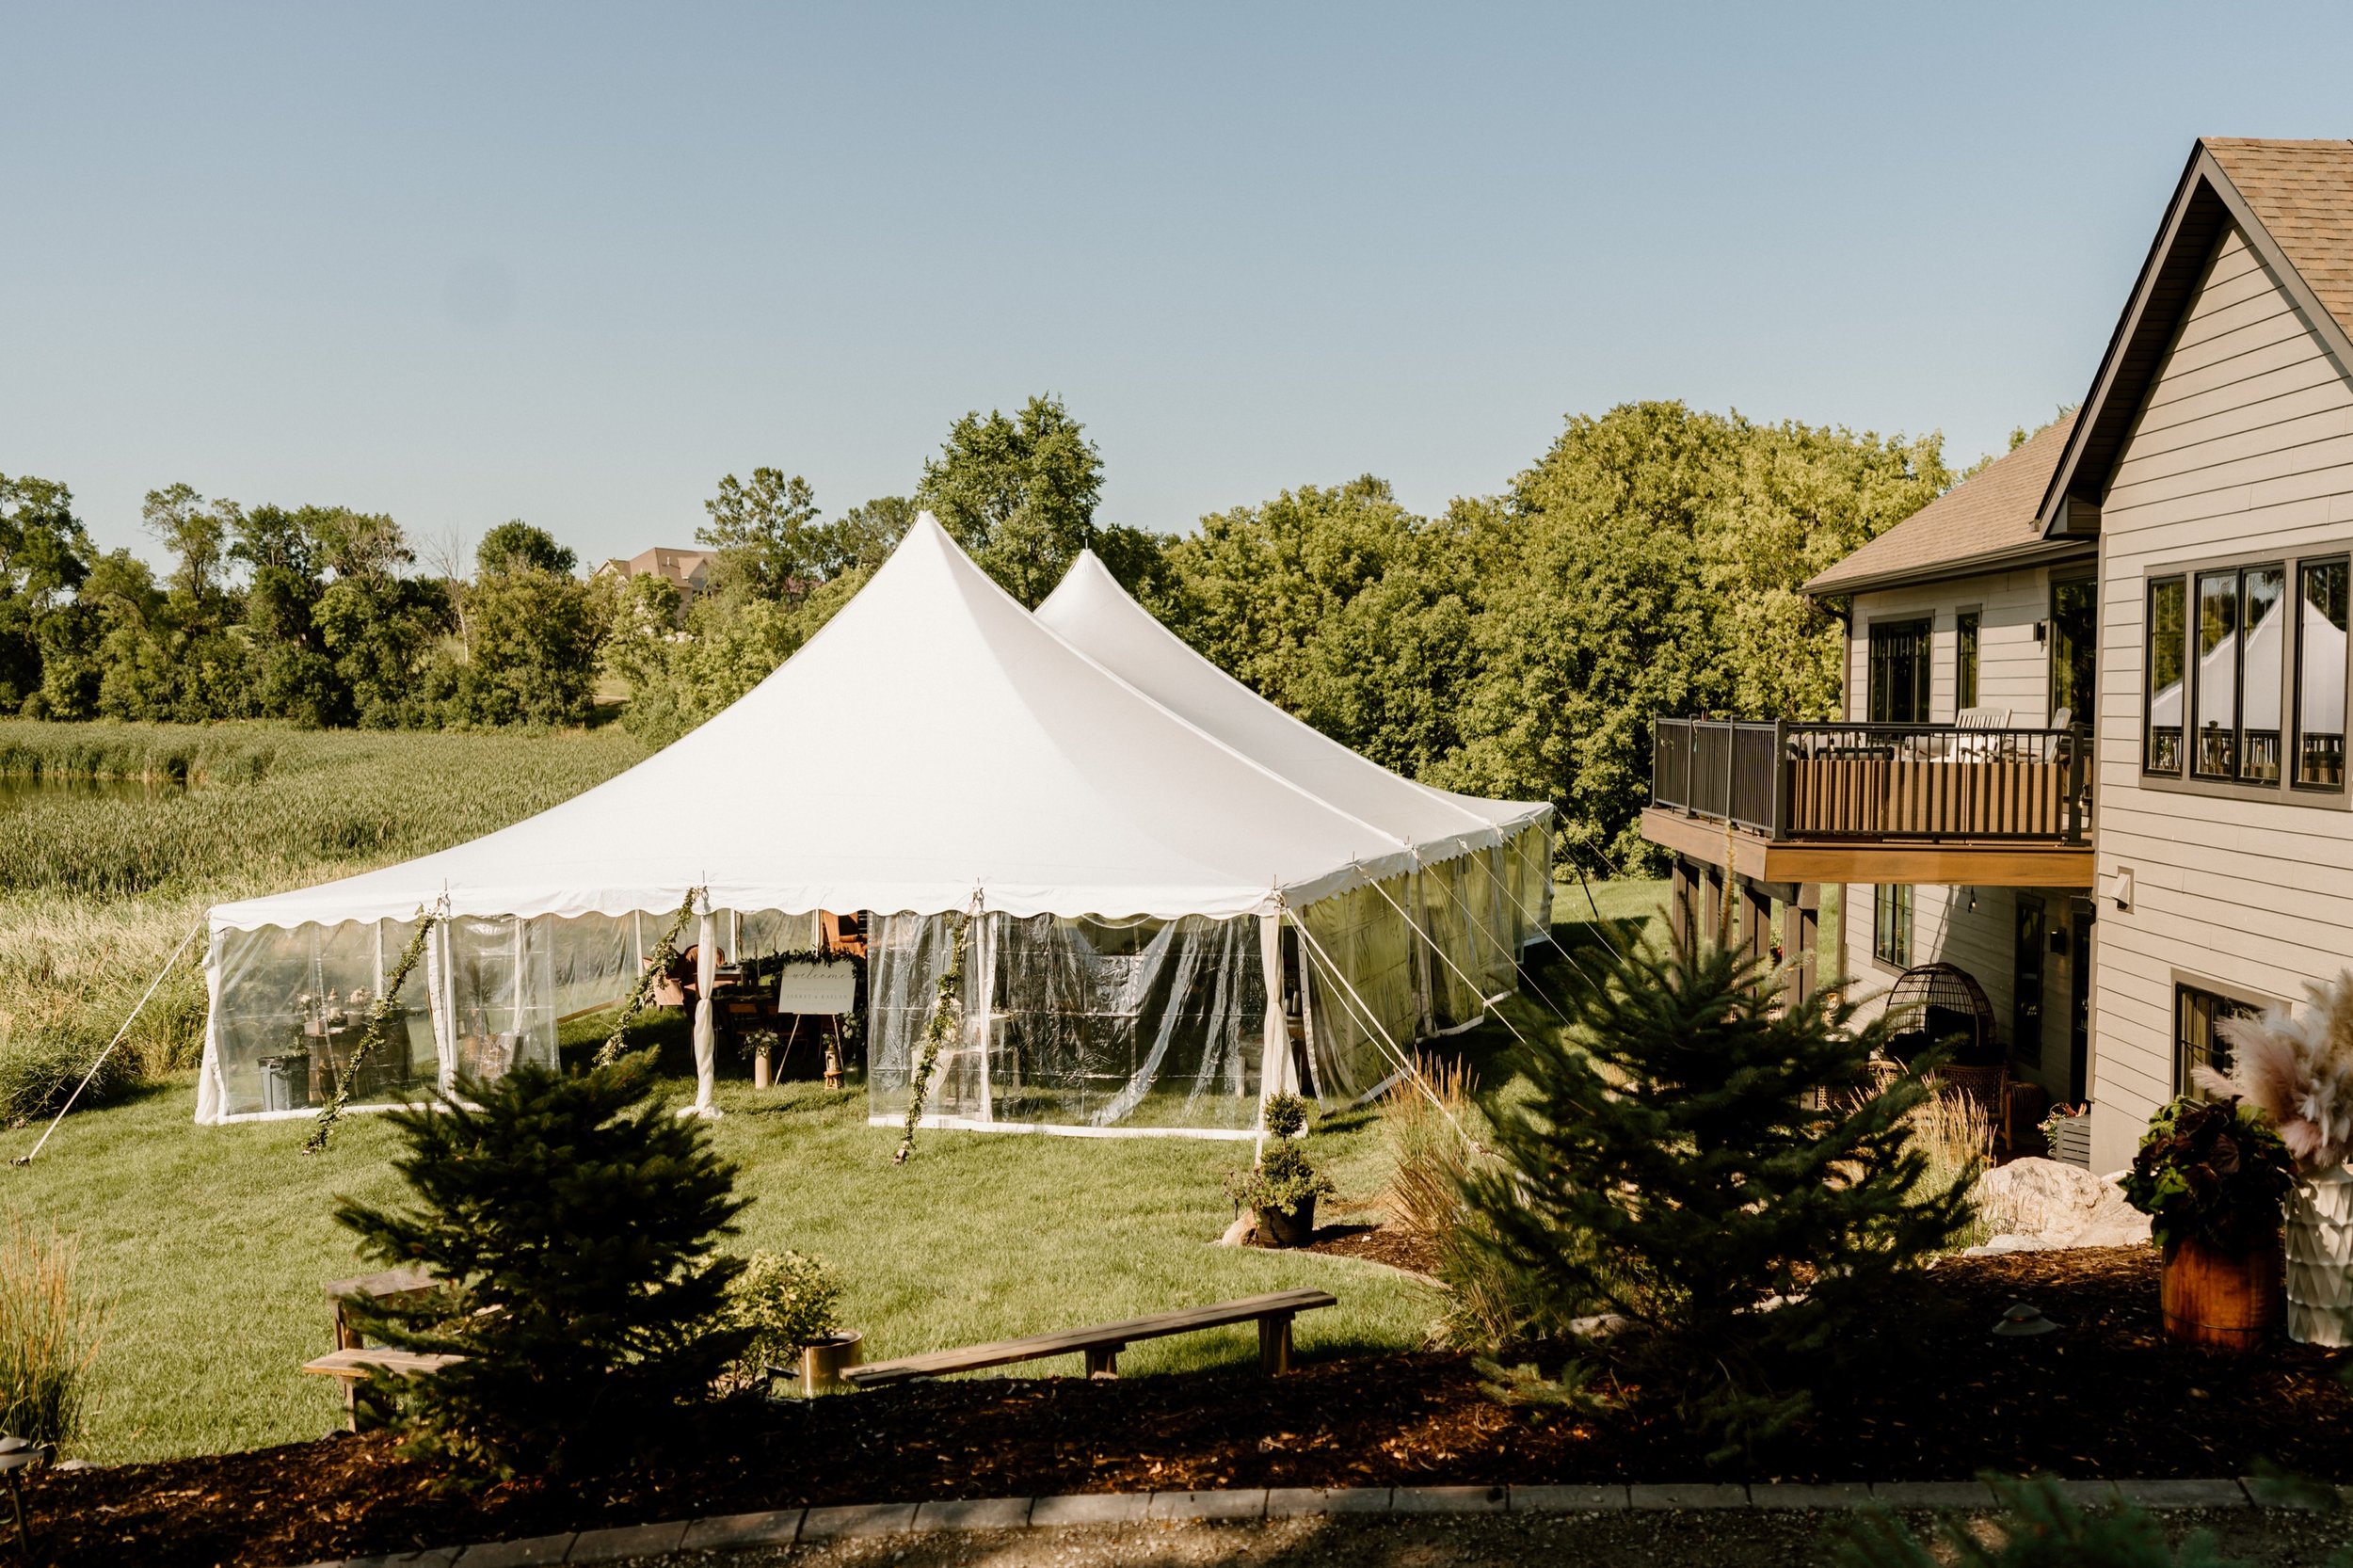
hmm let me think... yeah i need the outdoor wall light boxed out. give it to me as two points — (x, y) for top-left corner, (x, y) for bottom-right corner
(2034, 620), (2049, 646)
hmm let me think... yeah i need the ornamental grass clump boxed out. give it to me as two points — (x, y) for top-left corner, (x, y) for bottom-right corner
(0, 1218), (105, 1449)
(333, 1051), (749, 1479)
(1457, 936), (1969, 1464)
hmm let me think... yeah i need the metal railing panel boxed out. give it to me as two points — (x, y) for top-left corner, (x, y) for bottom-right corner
(1649, 717), (2094, 845)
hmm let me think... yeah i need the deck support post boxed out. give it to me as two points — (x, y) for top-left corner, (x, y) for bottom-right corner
(1737, 878), (1773, 977)
(1782, 893), (1818, 1006)
(1701, 866), (1726, 949)
(1670, 856), (1698, 949)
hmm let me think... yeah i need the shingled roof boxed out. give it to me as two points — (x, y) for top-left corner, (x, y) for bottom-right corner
(2203, 138), (2353, 343)
(1802, 412), (2082, 596)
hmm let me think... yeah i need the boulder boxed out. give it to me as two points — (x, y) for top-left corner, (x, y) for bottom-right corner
(1965, 1156), (2150, 1255)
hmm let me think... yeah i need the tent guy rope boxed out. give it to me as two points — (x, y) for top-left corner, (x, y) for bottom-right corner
(14, 915), (205, 1168)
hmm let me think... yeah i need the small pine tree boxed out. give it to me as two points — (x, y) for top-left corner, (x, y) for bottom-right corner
(1459, 936), (1968, 1464)
(333, 1053), (750, 1477)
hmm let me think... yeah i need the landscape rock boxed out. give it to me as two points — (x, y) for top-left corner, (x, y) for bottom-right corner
(1965, 1157), (2150, 1255)
(1218, 1213), (1257, 1247)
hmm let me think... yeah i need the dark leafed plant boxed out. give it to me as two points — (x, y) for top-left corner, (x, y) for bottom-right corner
(332, 1052), (749, 1478)
(1457, 936), (1969, 1464)
(2120, 1096), (2294, 1253)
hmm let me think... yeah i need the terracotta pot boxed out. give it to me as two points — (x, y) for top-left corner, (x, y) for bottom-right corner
(2160, 1233), (2283, 1352)
(2287, 1165), (2353, 1347)
(801, 1331), (863, 1395)
(1258, 1196), (1317, 1249)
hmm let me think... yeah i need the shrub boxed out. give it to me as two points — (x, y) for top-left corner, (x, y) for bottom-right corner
(1457, 937), (1969, 1464)
(726, 1250), (841, 1371)
(0, 1218), (106, 1448)
(333, 1052), (749, 1477)
(2120, 1096), (2294, 1252)
(0, 1028), (141, 1127)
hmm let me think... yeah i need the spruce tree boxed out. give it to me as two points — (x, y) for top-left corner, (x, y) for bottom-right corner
(1461, 936), (1967, 1464)
(333, 1052), (749, 1477)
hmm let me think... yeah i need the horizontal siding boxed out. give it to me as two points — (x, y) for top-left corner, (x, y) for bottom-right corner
(2089, 219), (2353, 1172)
(1846, 569), (2052, 726)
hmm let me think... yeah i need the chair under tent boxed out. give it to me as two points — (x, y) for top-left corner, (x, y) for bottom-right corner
(198, 517), (1555, 1141)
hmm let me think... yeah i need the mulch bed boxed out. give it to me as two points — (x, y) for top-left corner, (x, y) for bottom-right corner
(1251, 1217), (1443, 1277)
(36, 1248), (2353, 1568)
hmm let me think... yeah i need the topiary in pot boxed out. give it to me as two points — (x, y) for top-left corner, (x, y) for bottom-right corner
(2120, 1095), (2293, 1352)
(1228, 1093), (1335, 1246)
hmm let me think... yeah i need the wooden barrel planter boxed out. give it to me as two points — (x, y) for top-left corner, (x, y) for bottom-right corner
(2161, 1234), (2284, 1351)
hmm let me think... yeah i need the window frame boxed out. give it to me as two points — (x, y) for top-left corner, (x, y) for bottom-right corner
(2294, 555), (2350, 793)
(1872, 884), (1913, 971)
(2138, 544), (2353, 809)
(2049, 574), (2097, 728)
(1866, 616), (1933, 725)
(1955, 607), (1981, 712)
(2173, 979), (2271, 1098)
(2144, 574), (2186, 777)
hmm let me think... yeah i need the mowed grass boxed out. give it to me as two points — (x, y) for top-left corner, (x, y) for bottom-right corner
(6, 1064), (1445, 1465)
(0, 715), (1667, 1464)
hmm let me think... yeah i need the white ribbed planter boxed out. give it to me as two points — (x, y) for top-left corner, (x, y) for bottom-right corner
(2285, 1164), (2353, 1347)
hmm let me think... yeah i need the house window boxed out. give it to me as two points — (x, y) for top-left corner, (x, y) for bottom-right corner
(2145, 576), (2185, 775)
(1956, 610), (1980, 712)
(1868, 618), (1931, 724)
(1873, 885), (1913, 968)
(2175, 983), (2263, 1097)
(2296, 558), (2348, 790)
(2050, 578), (2096, 728)
(2192, 564), (2285, 783)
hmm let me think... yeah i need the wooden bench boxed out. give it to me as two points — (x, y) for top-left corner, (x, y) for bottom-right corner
(841, 1288), (1337, 1389)
(302, 1347), (465, 1431)
(311, 1266), (454, 1431)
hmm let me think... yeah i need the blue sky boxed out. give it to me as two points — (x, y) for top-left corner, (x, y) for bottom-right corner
(8, 3), (2353, 566)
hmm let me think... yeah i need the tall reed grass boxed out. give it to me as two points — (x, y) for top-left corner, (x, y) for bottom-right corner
(0, 721), (644, 1121)
(0, 1218), (105, 1448)
(1906, 1088), (1996, 1252)
(1379, 1055), (1545, 1348)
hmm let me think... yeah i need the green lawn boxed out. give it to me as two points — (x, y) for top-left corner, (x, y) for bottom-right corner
(17, 877), (1663, 1466)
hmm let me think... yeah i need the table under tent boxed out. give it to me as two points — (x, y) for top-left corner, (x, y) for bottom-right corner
(197, 514), (1553, 1139)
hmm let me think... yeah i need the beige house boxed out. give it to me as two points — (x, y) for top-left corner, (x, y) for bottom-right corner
(1642, 137), (2353, 1172)
(595, 547), (717, 616)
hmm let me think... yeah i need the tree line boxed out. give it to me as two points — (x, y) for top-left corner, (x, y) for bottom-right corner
(0, 393), (1957, 869)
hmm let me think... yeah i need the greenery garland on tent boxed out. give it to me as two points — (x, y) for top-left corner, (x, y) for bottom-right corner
(893, 911), (968, 1164)
(593, 887), (705, 1070)
(302, 908), (440, 1154)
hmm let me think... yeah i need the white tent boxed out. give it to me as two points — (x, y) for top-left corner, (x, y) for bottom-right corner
(1035, 551), (1554, 1057)
(198, 516), (1552, 1136)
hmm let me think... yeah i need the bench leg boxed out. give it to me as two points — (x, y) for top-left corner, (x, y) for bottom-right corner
(1258, 1314), (1294, 1375)
(1084, 1347), (1119, 1379)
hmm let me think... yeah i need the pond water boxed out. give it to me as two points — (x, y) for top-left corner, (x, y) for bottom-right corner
(0, 776), (177, 810)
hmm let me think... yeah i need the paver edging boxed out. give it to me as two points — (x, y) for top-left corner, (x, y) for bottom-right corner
(283, 1475), (2278, 1565)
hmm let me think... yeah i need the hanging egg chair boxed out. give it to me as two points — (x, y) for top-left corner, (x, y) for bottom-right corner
(1883, 961), (1999, 1068)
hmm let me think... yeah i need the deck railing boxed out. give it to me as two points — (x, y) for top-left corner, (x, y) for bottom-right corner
(1651, 718), (2092, 844)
